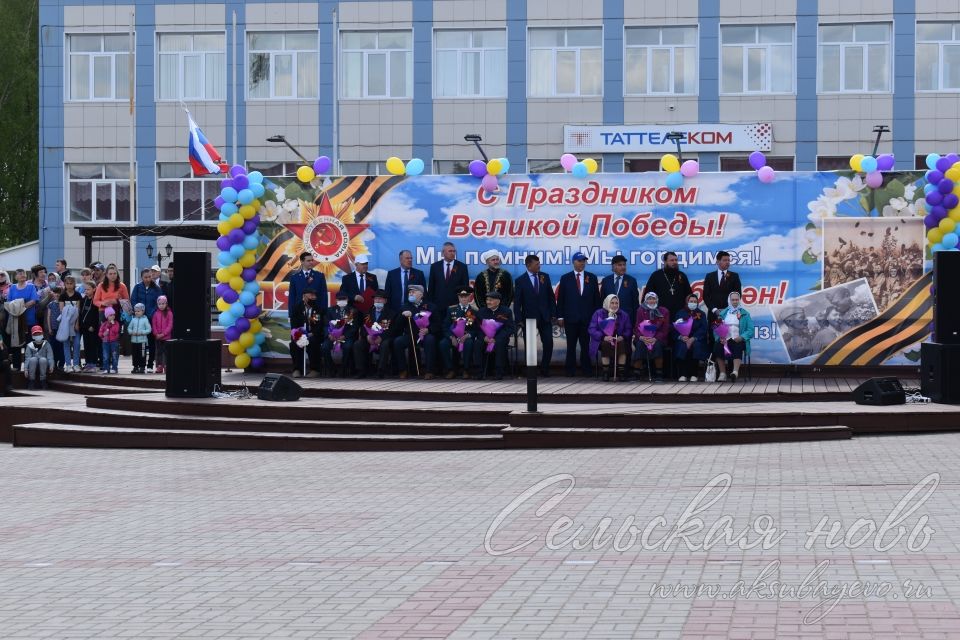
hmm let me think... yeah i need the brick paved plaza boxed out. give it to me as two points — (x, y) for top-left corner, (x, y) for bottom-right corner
(2, 435), (959, 639)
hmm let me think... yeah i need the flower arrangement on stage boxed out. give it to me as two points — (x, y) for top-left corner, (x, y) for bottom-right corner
(414, 310), (432, 343)
(674, 315), (694, 338)
(601, 316), (618, 337)
(364, 321), (385, 353)
(480, 319), (503, 352)
(450, 311), (475, 352)
(328, 317), (348, 353)
(713, 319), (732, 357)
(637, 320), (658, 351)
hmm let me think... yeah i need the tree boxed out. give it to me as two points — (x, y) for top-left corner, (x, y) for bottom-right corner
(0, 0), (39, 249)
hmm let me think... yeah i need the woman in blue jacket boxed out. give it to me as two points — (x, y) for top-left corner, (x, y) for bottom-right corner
(672, 293), (709, 382)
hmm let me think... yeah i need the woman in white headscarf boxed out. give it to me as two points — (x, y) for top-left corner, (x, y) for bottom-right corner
(712, 291), (753, 382)
(588, 294), (632, 381)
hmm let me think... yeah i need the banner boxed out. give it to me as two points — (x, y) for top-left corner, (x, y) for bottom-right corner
(253, 171), (931, 366)
(564, 123), (773, 153)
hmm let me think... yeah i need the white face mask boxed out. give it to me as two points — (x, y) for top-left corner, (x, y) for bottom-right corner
(645, 301), (657, 309)
(336, 300), (348, 308)
(373, 302), (384, 310)
(32, 336), (43, 343)
(687, 302), (697, 310)
(408, 295), (418, 303)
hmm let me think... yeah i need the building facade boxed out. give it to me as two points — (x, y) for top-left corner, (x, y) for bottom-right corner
(38, 0), (959, 274)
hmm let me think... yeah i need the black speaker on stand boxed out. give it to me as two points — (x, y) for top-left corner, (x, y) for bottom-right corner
(853, 377), (906, 406)
(165, 252), (219, 398)
(165, 339), (222, 397)
(921, 251), (960, 404)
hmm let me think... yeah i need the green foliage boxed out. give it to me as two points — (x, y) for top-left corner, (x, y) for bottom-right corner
(903, 349), (921, 362)
(0, 0), (38, 248)
(801, 248), (818, 264)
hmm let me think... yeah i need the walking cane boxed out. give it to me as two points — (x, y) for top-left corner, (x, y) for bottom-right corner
(407, 315), (420, 376)
(613, 334), (618, 382)
(644, 342), (652, 382)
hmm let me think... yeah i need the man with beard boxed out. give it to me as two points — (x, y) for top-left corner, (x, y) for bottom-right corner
(473, 249), (514, 308)
(643, 251), (692, 317)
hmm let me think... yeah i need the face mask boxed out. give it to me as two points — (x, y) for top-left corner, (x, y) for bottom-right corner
(687, 302), (697, 310)
(646, 301), (657, 309)
(336, 300), (348, 308)
(408, 295), (418, 303)
(32, 336), (43, 343)
(373, 302), (384, 311)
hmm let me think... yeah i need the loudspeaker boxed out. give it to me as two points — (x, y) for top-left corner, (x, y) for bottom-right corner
(257, 373), (302, 402)
(165, 339), (222, 398)
(853, 377), (906, 406)
(934, 251), (960, 344)
(172, 252), (212, 340)
(921, 342), (960, 404)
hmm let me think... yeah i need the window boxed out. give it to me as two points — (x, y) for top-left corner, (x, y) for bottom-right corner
(246, 161), (299, 179)
(157, 163), (221, 222)
(340, 161), (382, 175)
(157, 33), (226, 100)
(720, 25), (793, 94)
(247, 32), (318, 99)
(435, 29), (507, 98)
(917, 22), (960, 91)
(67, 34), (131, 101)
(817, 156), (854, 170)
(528, 158), (603, 173)
(528, 27), (602, 97)
(721, 156), (794, 171)
(624, 26), (697, 95)
(67, 164), (133, 223)
(433, 160), (470, 174)
(819, 23), (891, 93)
(341, 31), (413, 98)
(624, 158), (662, 173)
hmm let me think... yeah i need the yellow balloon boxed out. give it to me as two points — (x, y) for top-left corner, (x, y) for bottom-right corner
(216, 298), (232, 312)
(228, 341), (245, 356)
(227, 262), (243, 277)
(486, 159), (502, 175)
(660, 154), (680, 173)
(849, 154), (864, 172)
(229, 213), (244, 229)
(385, 156), (406, 175)
(583, 158), (598, 174)
(239, 205), (256, 219)
(296, 165), (315, 183)
(217, 221), (231, 236)
(215, 268), (230, 283)
(939, 217), (957, 233)
(229, 276), (245, 292)
(239, 332), (255, 349)
(249, 199), (261, 210)
(950, 209), (960, 222)
(928, 228), (945, 244)
(239, 252), (256, 268)
(249, 318), (262, 333)
(235, 353), (251, 369)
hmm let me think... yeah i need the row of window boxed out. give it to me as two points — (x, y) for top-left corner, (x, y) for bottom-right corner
(65, 22), (960, 102)
(67, 156), (930, 223)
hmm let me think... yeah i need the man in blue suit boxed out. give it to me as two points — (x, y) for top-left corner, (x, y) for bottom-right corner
(427, 242), (469, 310)
(600, 255), (640, 378)
(556, 251), (601, 377)
(287, 251), (327, 319)
(513, 254), (556, 376)
(384, 249), (427, 312)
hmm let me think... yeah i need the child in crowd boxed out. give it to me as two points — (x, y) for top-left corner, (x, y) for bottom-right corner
(98, 307), (121, 374)
(58, 276), (83, 372)
(151, 295), (173, 374)
(44, 283), (65, 372)
(127, 303), (151, 374)
(24, 325), (54, 390)
(78, 284), (101, 371)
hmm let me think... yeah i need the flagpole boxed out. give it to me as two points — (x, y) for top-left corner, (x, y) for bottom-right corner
(331, 7), (339, 173)
(232, 10), (238, 166)
(128, 11), (136, 286)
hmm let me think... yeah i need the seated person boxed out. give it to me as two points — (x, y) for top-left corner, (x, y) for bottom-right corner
(289, 289), (324, 378)
(588, 294), (632, 381)
(712, 291), (753, 382)
(321, 291), (359, 377)
(24, 326), (54, 390)
(476, 291), (515, 380)
(673, 293), (710, 382)
(633, 291), (671, 381)
(353, 289), (396, 379)
(439, 286), (480, 379)
(393, 284), (439, 379)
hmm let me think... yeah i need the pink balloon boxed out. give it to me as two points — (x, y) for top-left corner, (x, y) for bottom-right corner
(680, 160), (699, 178)
(865, 171), (883, 188)
(481, 174), (499, 193)
(757, 166), (775, 183)
(560, 154), (577, 172)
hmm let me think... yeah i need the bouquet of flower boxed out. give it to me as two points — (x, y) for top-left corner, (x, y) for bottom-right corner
(291, 327), (310, 348)
(414, 310), (432, 343)
(451, 317), (467, 352)
(674, 315), (694, 337)
(637, 320), (658, 351)
(480, 318), (503, 352)
(601, 315), (618, 337)
(328, 318), (347, 353)
(364, 321), (385, 353)
(713, 320), (732, 357)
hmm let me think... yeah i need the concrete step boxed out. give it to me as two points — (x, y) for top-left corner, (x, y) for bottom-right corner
(501, 425), (852, 448)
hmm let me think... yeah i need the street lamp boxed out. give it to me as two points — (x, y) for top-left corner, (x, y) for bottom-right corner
(464, 134), (489, 162)
(871, 125), (891, 157)
(146, 242), (174, 268)
(266, 134), (310, 164)
(665, 131), (685, 162)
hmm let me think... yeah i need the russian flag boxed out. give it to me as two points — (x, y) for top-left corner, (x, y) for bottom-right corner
(187, 112), (225, 176)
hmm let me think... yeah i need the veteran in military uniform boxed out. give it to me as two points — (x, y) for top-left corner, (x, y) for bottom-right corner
(439, 286), (480, 379)
(476, 291), (515, 380)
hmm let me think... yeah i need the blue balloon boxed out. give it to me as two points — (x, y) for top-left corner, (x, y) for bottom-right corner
(242, 234), (259, 250)
(218, 251), (234, 267)
(230, 301), (245, 316)
(942, 232), (960, 249)
(243, 281), (260, 295)
(931, 243), (946, 253)
(665, 171), (683, 189)
(237, 189), (254, 205)
(220, 202), (238, 216)
(572, 162), (588, 179)
(218, 311), (235, 326)
(250, 183), (265, 198)
(247, 171), (264, 185)
(406, 158), (425, 176)
(254, 332), (266, 345)
(246, 345), (262, 358)
(229, 244), (245, 259)
(860, 156), (878, 173)
(220, 187), (238, 203)
(926, 153), (941, 171)
(924, 183), (937, 195)
(499, 158), (510, 174)
(239, 291), (256, 306)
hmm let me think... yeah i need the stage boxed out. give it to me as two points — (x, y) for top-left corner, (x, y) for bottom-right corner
(1, 370), (958, 451)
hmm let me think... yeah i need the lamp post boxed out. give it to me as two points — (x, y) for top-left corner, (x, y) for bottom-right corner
(464, 134), (489, 163)
(525, 318), (540, 413)
(871, 125), (891, 157)
(145, 242), (174, 269)
(665, 132), (685, 162)
(266, 134), (310, 164)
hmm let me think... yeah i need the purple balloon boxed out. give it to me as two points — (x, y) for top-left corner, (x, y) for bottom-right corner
(936, 157), (953, 172)
(876, 154), (895, 171)
(229, 164), (246, 177)
(243, 304), (260, 319)
(924, 213), (938, 229)
(233, 174), (249, 190)
(748, 151), (766, 171)
(938, 179), (954, 194)
(251, 357), (265, 369)
(227, 229), (244, 244)
(249, 215), (261, 227)
(926, 191), (944, 206)
(313, 156), (332, 174)
(932, 205), (948, 220)
(468, 160), (487, 178)
(241, 219), (258, 235)
(221, 179), (233, 190)
(214, 196), (226, 209)
(215, 283), (232, 298)
(946, 153), (959, 164)
(241, 267), (257, 281)
(224, 326), (241, 342)
(222, 289), (239, 304)
(235, 317), (251, 333)
(943, 194), (959, 209)
(928, 170), (944, 184)
(216, 236), (232, 251)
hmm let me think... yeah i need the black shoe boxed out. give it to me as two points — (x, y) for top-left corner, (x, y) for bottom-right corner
(602, 371), (609, 382)
(376, 371), (385, 379)
(40, 380), (49, 390)
(26, 380), (34, 390)
(730, 372), (738, 383)
(495, 374), (504, 381)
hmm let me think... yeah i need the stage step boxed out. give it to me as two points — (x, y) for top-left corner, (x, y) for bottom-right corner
(502, 425), (851, 448)
(48, 380), (154, 396)
(12, 423), (504, 451)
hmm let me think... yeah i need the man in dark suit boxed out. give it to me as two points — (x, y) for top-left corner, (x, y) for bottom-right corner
(393, 284), (439, 379)
(643, 251), (692, 317)
(556, 252), (602, 377)
(353, 289), (396, 379)
(513, 254), (556, 376)
(384, 249), (427, 312)
(320, 291), (359, 377)
(288, 289), (324, 378)
(427, 242), (469, 310)
(287, 251), (328, 319)
(439, 286), (480, 379)
(340, 254), (378, 314)
(702, 250), (743, 321)
(476, 291), (515, 380)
